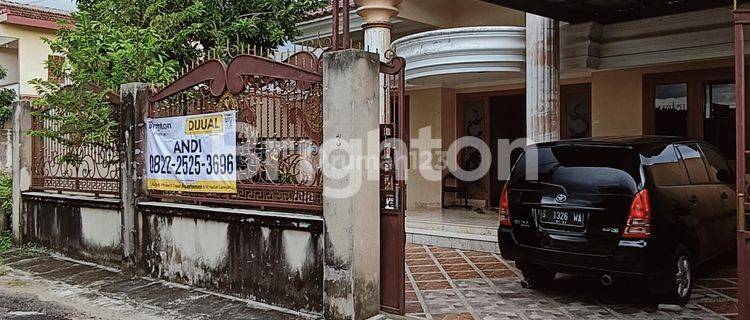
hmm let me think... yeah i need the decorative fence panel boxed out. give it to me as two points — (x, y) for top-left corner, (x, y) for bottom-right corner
(148, 53), (324, 212)
(30, 92), (122, 196)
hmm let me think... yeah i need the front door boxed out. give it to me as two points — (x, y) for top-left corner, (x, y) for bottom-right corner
(489, 94), (525, 207)
(460, 98), (488, 201)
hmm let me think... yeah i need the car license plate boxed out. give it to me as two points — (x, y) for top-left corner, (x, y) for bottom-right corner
(537, 209), (584, 228)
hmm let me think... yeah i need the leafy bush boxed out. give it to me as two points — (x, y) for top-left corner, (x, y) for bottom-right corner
(0, 174), (10, 214)
(0, 230), (11, 254)
(31, 0), (325, 162)
(0, 67), (17, 126)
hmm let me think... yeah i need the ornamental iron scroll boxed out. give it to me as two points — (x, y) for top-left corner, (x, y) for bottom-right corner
(148, 53), (324, 212)
(30, 85), (122, 195)
(380, 53), (407, 213)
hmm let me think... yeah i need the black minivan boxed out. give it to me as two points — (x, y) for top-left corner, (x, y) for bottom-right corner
(498, 136), (736, 306)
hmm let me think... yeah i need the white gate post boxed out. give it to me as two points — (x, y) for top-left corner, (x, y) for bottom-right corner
(322, 49), (382, 320)
(119, 83), (151, 271)
(11, 100), (32, 242)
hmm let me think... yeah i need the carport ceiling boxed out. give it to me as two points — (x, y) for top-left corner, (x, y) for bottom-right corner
(481, 0), (745, 24)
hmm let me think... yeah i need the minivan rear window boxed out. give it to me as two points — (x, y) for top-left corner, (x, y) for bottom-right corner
(509, 145), (641, 195)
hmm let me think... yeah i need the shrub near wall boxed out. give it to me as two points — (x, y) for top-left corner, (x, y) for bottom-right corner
(0, 173), (10, 231)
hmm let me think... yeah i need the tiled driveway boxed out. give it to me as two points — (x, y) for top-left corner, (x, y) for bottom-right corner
(405, 244), (739, 320)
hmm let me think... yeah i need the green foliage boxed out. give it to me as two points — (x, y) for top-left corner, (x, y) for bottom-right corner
(31, 0), (325, 160)
(0, 173), (10, 214)
(0, 174), (10, 250)
(29, 80), (119, 163)
(0, 230), (11, 254)
(0, 67), (17, 125)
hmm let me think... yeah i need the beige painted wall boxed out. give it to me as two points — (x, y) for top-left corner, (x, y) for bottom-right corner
(0, 24), (56, 97)
(407, 87), (445, 209)
(454, 77), (593, 95)
(591, 59), (733, 136)
(452, 0), (524, 27)
(398, 0), (524, 29)
(0, 47), (19, 87)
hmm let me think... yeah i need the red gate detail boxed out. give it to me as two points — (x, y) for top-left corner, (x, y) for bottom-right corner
(148, 53), (324, 212)
(380, 54), (407, 315)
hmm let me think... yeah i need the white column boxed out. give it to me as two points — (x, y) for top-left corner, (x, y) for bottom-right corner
(355, 0), (401, 58)
(525, 13), (561, 144)
(356, 0), (401, 122)
(322, 49), (381, 320)
(363, 25), (392, 61)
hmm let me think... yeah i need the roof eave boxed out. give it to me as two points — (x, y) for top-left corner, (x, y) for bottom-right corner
(2, 14), (63, 30)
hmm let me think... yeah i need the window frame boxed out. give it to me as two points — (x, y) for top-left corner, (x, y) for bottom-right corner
(643, 67), (738, 140)
(560, 83), (592, 139)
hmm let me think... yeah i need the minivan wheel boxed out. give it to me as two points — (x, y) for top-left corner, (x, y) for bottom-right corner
(661, 246), (694, 306)
(518, 263), (556, 289)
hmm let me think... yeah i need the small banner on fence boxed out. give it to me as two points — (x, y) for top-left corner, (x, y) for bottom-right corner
(146, 111), (237, 193)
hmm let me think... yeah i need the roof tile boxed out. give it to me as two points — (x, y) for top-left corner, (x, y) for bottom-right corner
(0, 0), (70, 23)
(306, 1), (357, 20)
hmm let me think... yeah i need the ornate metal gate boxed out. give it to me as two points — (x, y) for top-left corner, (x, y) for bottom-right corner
(147, 52), (324, 212)
(379, 53), (407, 315)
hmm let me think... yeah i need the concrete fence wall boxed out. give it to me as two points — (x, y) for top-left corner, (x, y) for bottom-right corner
(136, 203), (325, 313)
(12, 49), (383, 319)
(21, 192), (122, 266)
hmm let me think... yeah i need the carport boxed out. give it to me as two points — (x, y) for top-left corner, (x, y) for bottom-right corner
(480, 0), (750, 318)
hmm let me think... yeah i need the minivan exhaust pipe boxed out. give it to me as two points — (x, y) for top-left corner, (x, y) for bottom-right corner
(601, 274), (614, 286)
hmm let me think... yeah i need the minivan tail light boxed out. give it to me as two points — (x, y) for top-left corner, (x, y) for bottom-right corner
(623, 189), (652, 239)
(499, 184), (511, 227)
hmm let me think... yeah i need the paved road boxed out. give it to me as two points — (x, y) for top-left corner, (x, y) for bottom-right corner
(0, 246), (738, 320)
(405, 244), (738, 320)
(0, 290), (90, 320)
(0, 250), (309, 320)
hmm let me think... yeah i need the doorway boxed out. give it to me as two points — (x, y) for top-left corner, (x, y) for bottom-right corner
(489, 94), (526, 207)
(456, 90), (526, 207)
(457, 84), (592, 209)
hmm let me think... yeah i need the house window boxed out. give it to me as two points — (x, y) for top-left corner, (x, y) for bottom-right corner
(561, 84), (592, 139)
(47, 55), (65, 84)
(704, 82), (736, 160)
(654, 83), (688, 137)
(644, 68), (737, 160)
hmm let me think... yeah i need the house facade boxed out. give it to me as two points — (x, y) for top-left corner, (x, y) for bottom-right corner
(0, 0), (68, 170)
(299, 0), (743, 211)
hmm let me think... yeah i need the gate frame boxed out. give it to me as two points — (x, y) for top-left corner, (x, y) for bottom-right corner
(732, 7), (750, 320)
(379, 53), (408, 315)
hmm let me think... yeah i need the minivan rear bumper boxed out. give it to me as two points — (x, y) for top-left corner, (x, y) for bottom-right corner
(498, 227), (669, 279)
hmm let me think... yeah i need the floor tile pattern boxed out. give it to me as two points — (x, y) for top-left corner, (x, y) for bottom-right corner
(405, 244), (738, 320)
